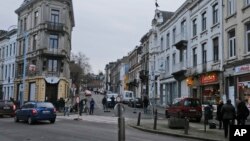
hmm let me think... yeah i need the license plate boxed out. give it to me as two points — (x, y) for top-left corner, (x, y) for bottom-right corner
(42, 111), (50, 114)
(3, 107), (10, 109)
(190, 109), (196, 112)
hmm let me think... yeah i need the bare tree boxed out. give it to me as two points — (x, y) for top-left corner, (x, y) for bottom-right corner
(71, 52), (92, 74)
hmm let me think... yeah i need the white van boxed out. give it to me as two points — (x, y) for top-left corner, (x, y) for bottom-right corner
(121, 91), (134, 104)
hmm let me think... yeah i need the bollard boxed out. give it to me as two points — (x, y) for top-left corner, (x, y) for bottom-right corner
(184, 117), (189, 134)
(153, 109), (157, 130)
(137, 112), (141, 126)
(117, 103), (125, 141)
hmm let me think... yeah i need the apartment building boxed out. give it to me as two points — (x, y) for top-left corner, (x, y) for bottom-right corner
(0, 29), (17, 100)
(14, 0), (74, 105)
(185, 0), (224, 106)
(223, 0), (250, 106)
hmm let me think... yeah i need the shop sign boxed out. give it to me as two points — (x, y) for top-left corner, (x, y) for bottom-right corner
(235, 65), (250, 73)
(200, 73), (218, 84)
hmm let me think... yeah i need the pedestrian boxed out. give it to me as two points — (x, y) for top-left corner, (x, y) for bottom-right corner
(102, 95), (107, 112)
(221, 99), (236, 138)
(79, 99), (84, 116)
(110, 95), (115, 108)
(89, 98), (95, 115)
(216, 100), (224, 129)
(143, 96), (149, 114)
(64, 98), (71, 116)
(236, 99), (250, 125)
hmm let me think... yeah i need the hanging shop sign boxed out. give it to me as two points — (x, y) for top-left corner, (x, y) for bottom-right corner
(200, 72), (218, 84)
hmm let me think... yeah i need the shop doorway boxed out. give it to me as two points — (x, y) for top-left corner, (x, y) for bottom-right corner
(45, 83), (58, 105)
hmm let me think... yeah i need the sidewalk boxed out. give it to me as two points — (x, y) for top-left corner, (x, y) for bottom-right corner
(128, 117), (226, 141)
(127, 106), (226, 141)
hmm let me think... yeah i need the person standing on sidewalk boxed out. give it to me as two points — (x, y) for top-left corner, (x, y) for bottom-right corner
(216, 100), (224, 129)
(64, 98), (71, 116)
(89, 98), (95, 115)
(102, 95), (107, 112)
(221, 99), (236, 138)
(143, 96), (149, 114)
(236, 99), (249, 125)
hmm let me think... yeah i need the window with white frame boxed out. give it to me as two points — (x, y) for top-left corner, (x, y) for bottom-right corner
(213, 37), (219, 61)
(34, 11), (38, 26)
(193, 19), (197, 36)
(228, 29), (236, 58)
(48, 59), (58, 72)
(33, 34), (37, 51)
(172, 53), (176, 66)
(166, 33), (170, 49)
(173, 28), (176, 44)
(246, 23), (250, 53)
(193, 48), (197, 67)
(202, 43), (207, 64)
(181, 20), (186, 38)
(212, 3), (218, 24)
(166, 56), (169, 73)
(201, 12), (206, 31)
(228, 0), (236, 16)
(160, 37), (164, 51)
(49, 34), (58, 49)
(246, 0), (250, 6)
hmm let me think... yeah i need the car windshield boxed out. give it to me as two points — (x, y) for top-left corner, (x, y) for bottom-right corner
(184, 99), (201, 107)
(36, 103), (54, 108)
(0, 100), (13, 105)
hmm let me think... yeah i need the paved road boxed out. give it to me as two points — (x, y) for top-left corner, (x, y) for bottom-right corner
(0, 117), (201, 141)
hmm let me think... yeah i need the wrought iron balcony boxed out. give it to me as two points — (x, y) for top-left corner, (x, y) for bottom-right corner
(45, 21), (64, 32)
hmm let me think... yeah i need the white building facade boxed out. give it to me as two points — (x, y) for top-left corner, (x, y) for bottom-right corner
(0, 29), (17, 100)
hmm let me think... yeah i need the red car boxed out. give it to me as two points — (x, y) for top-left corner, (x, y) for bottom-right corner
(167, 97), (202, 122)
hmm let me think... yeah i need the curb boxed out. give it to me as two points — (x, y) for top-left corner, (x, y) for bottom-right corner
(128, 124), (222, 141)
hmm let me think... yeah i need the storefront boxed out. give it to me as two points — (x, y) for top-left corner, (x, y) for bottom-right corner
(235, 65), (250, 106)
(200, 72), (221, 105)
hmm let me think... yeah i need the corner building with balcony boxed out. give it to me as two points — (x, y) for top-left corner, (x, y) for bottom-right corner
(14, 0), (75, 104)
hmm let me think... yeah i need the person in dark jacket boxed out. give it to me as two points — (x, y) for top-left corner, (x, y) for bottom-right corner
(221, 99), (236, 138)
(102, 96), (107, 112)
(143, 96), (149, 114)
(216, 100), (224, 129)
(237, 99), (250, 125)
(110, 95), (115, 108)
(79, 99), (84, 116)
(89, 98), (95, 115)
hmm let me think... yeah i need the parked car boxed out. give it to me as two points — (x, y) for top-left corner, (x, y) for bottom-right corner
(167, 97), (202, 122)
(128, 98), (143, 108)
(0, 100), (16, 117)
(14, 102), (57, 124)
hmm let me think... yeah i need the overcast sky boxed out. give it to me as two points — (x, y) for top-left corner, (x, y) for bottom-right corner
(0, 0), (185, 74)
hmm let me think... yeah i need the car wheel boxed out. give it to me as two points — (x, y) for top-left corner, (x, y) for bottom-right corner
(50, 118), (56, 124)
(28, 117), (33, 125)
(14, 116), (19, 122)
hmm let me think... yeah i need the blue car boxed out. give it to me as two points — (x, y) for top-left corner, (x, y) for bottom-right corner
(14, 102), (57, 124)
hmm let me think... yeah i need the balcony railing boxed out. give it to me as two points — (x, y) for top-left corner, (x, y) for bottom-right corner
(45, 21), (64, 32)
(173, 32), (188, 50)
(172, 61), (187, 73)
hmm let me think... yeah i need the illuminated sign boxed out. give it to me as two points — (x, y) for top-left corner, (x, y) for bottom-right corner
(200, 73), (218, 84)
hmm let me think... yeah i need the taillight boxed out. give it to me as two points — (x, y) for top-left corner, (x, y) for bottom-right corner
(13, 105), (16, 111)
(53, 108), (56, 113)
(32, 109), (38, 115)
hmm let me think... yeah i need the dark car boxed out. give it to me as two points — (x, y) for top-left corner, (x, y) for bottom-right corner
(167, 97), (202, 122)
(0, 100), (16, 117)
(128, 98), (143, 108)
(14, 102), (57, 124)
